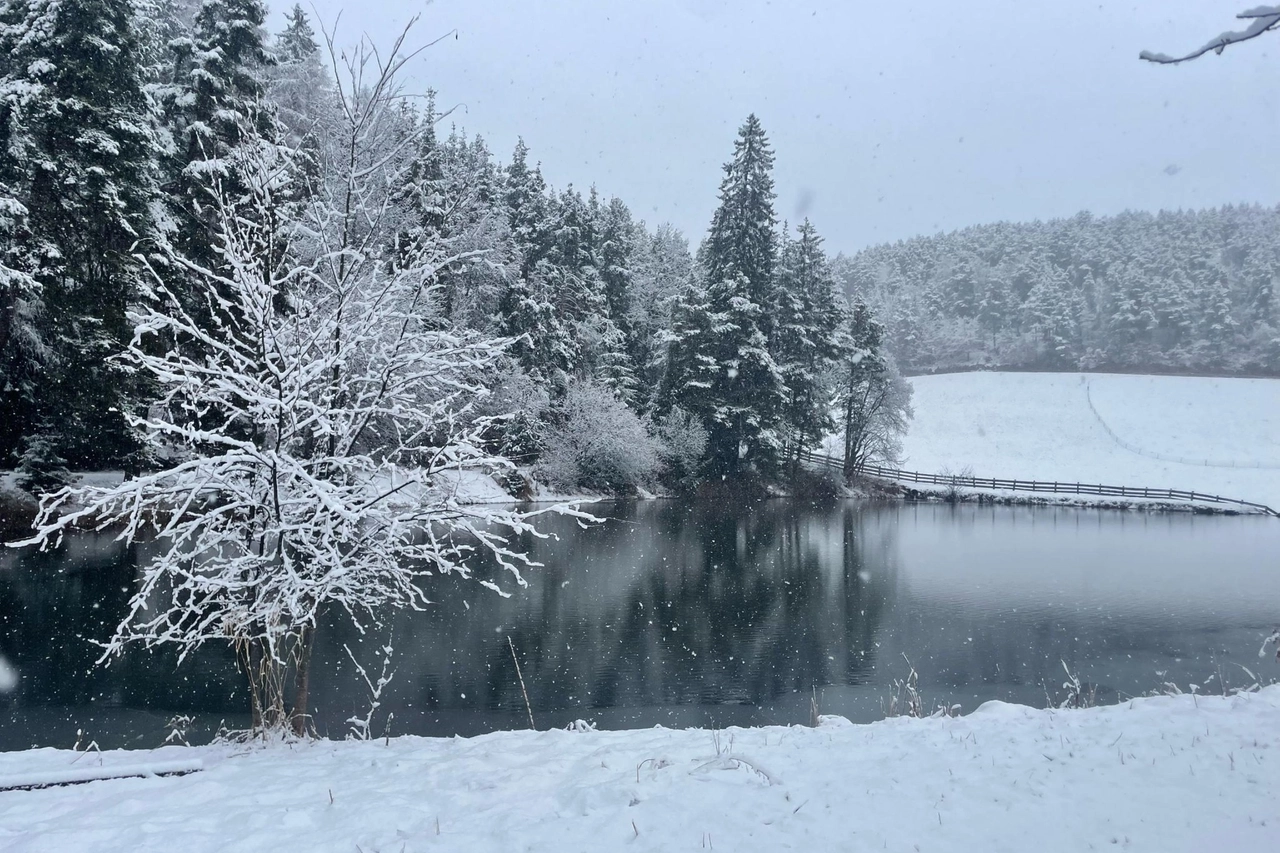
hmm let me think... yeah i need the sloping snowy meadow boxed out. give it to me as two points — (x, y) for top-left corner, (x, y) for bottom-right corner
(1, 688), (1278, 852)
(898, 372), (1280, 510)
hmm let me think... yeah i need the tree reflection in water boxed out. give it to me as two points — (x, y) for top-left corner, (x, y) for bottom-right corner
(5, 502), (1278, 748)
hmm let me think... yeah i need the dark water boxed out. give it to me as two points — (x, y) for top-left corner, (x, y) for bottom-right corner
(2, 501), (1278, 751)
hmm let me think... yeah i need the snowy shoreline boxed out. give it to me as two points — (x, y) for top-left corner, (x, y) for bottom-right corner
(1, 688), (1277, 851)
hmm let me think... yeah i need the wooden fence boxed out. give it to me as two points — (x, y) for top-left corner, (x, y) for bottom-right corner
(796, 449), (1279, 517)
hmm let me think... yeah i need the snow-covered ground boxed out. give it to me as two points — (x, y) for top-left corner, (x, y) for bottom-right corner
(898, 372), (1280, 510)
(1, 689), (1277, 851)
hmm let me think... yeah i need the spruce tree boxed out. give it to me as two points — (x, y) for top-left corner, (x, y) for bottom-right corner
(268, 3), (330, 151)
(0, 0), (157, 473)
(544, 186), (631, 396)
(596, 195), (644, 400)
(630, 224), (693, 408)
(773, 219), (843, 458)
(498, 139), (573, 383)
(164, 0), (273, 279)
(703, 113), (779, 327)
(276, 3), (317, 62)
(663, 114), (787, 476)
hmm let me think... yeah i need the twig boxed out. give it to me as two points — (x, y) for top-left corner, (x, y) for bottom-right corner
(508, 635), (535, 729)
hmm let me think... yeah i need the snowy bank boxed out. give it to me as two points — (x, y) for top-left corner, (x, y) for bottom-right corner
(897, 372), (1280, 510)
(1, 688), (1278, 851)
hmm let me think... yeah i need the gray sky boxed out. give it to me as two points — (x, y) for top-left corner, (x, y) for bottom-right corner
(272, 0), (1280, 254)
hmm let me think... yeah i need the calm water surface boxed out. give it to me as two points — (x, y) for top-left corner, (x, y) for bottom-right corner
(2, 501), (1278, 750)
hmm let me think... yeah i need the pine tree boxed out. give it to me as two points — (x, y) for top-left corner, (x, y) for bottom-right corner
(656, 279), (717, 424)
(666, 114), (787, 475)
(0, 0), (157, 472)
(164, 0), (274, 280)
(130, 0), (199, 87)
(276, 3), (316, 62)
(630, 223), (693, 408)
(597, 195), (643, 396)
(703, 113), (779, 328)
(497, 139), (573, 383)
(432, 127), (505, 330)
(267, 3), (330, 150)
(544, 186), (632, 397)
(773, 219), (843, 458)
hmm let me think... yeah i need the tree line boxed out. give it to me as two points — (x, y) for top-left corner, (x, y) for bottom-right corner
(0, 1), (906, 494)
(834, 205), (1280, 376)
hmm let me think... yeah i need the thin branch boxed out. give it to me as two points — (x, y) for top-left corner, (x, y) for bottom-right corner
(1140, 8), (1280, 64)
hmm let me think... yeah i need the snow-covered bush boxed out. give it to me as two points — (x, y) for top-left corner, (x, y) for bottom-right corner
(653, 405), (707, 486)
(536, 380), (661, 493)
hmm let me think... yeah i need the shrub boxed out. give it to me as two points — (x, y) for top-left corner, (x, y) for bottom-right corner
(536, 380), (661, 493)
(653, 406), (708, 487)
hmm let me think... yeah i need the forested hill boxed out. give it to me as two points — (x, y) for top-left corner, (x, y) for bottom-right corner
(833, 205), (1280, 376)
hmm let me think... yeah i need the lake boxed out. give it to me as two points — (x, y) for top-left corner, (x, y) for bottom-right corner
(2, 501), (1278, 751)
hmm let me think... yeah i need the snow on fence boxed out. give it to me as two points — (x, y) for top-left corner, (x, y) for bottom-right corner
(797, 449), (1280, 517)
(1083, 382), (1280, 471)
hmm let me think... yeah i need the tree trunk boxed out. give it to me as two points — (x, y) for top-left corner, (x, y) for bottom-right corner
(290, 625), (315, 737)
(238, 639), (264, 731)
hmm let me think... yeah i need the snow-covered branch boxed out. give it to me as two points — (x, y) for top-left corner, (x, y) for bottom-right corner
(1140, 7), (1280, 64)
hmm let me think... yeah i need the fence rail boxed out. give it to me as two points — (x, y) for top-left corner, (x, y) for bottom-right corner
(796, 449), (1279, 517)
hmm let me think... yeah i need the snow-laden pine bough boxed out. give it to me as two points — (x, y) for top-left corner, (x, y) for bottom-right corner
(13, 20), (594, 739)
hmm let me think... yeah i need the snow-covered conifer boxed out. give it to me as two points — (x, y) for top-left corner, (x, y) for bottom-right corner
(0, 0), (158, 473)
(773, 219), (843, 461)
(664, 115), (787, 476)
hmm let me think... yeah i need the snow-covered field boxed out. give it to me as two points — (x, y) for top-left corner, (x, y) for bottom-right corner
(1, 689), (1277, 852)
(899, 372), (1280, 510)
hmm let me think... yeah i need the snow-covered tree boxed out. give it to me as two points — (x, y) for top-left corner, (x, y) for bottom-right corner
(265, 4), (330, 151)
(703, 113), (778, 327)
(21, 28), (585, 737)
(835, 302), (913, 474)
(664, 115), (788, 476)
(497, 139), (574, 384)
(0, 0), (157, 473)
(163, 0), (275, 285)
(629, 223), (693, 410)
(773, 219), (843, 460)
(652, 405), (707, 488)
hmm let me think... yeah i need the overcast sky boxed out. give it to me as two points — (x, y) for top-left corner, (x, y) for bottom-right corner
(270, 0), (1280, 254)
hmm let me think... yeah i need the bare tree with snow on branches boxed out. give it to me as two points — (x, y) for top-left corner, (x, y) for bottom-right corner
(16, 21), (589, 738)
(1140, 6), (1280, 64)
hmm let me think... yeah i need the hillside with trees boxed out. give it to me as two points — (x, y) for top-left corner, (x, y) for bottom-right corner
(0, 1), (907, 497)
(834, 206), (1280, 376)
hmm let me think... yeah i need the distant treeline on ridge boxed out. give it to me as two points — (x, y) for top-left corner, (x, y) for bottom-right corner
(836, 205), (1280, 376)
